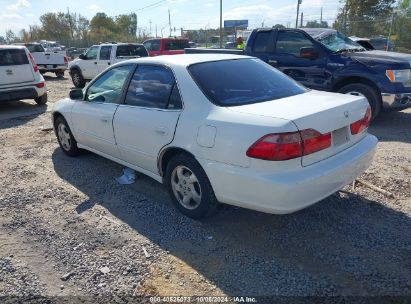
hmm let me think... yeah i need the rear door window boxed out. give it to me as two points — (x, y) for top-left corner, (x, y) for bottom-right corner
(125, 65), (181, 109)
(99, 46), (112, 60)
(253, 31), (273, 53)
(0, 49), (29, 66)
(164, 40), (189, 51)
(116, 45), (148, 58)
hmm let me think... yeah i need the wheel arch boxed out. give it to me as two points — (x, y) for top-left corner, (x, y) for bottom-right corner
(332, 76), (381, 94)
(158, 146), (198, 177)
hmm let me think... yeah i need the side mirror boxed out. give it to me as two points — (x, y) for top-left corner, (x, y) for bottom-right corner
(79, 54), (86, 60)
(300, 47), (319, 59)
(69, 88), (84, 100)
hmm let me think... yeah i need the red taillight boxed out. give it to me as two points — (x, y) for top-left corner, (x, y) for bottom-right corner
(36, 82), (45, 88)
(246, 132), (302, 161)
(28, 52), (38, 73)
(350, 106), (371, 135)
(301, 129), (331, 156)
(64, 56), (69, 65)
(246, 128), (331, 161)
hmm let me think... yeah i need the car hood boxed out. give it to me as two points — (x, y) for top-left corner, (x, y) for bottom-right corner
(351, 50), (411, 69)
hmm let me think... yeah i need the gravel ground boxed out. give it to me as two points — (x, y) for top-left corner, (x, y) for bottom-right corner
(0, 73), (410, 302)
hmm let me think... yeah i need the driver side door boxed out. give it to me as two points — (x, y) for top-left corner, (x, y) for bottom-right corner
(81, 46), (100, 80)
(71, 64), (135, 158)
(273, 30), (328, 90)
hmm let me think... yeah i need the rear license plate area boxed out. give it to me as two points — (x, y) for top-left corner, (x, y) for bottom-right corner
(46, 65), (53, 69)
(332, 127), (349, 147)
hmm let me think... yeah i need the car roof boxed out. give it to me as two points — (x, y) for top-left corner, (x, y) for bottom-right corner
(121, 53), (252, 67)
(302, 28), (337, 39)
(97, 43), (144, 46)
(0, 45), (26, 50)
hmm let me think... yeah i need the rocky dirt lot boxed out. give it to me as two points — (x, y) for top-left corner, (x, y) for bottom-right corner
(0, 73), (410, 302)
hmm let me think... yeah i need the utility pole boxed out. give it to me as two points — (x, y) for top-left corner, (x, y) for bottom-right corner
(295, 0), (302, 28)
(168, 9), (172, 37)
(149, 20), (152, 37)
(219, 0), (223, 48)
(156, 24), (158, 37)
(320, 7), (323, 23)
(300, 12), (303, 27)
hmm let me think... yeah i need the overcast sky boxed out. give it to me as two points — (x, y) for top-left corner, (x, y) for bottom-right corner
(0, 0), (342, 37)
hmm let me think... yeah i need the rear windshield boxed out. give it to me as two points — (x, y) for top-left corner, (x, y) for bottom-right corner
(116, 45), (148, 58)
(165, 40), (189, 51)
(26, 44), (45, 52)
(0, 49), (29, 66)
(188, 58), (307, 106)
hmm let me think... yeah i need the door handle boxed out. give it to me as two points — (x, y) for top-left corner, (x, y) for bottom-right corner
(268, 59), (278, 65)
(100, 116), (110, 123)
(155, 127), (168, 135)
(108, 62), (111, 65)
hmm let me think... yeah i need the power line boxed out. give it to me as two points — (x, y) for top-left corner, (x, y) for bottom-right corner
(135, 0), (167, 12)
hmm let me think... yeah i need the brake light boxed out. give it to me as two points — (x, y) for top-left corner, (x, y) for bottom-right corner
(64, 56), (69, 65)
(246, 129), (331, 161)
(28, 52), (38, 73)
(246, 132), (302, 161)
(350, 106), (371, 135)
(36, 82), (45, 88)
(301, 129), (331, 156)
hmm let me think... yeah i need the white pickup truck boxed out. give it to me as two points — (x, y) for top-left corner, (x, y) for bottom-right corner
(68, 43), (148, 87)
(17, 43), (68, 78)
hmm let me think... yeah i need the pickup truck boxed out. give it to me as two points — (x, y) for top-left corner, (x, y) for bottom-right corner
(68, 43), (148, 88)
(186, 28), (411, 118)
(16, 43), (68, 77)
(143, 38), (190, 57)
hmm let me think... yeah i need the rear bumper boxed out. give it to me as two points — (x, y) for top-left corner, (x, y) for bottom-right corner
(0, 85), (47, 102)
(38, 64), (67, 72)
(201, 134), (378, 214)
(381, 92), (411, 109)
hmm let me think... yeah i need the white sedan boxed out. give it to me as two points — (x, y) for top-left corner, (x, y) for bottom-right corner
(52, 54), (377, 219)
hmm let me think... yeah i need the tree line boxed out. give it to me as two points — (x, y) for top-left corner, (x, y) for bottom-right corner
(333, 0), (410, 51)
(2, 12), (140, 47)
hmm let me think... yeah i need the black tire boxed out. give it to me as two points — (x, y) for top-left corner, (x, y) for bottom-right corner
(165, 154), (219, 219)
(34, 93), (48, 105)
(54, 116), (79, 156)
(71, 69), (86, 88)
(56, 71), (65, 78)
(338, 83), (381, 119)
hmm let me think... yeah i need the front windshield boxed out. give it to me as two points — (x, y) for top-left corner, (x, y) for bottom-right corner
(317, 31), (365, 53)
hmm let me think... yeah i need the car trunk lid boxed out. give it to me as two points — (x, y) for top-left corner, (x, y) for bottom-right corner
(228, 90), (369, 166)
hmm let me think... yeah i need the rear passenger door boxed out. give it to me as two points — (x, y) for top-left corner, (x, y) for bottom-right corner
(97, 45), (112, 73)
(113, 64), (182, 174)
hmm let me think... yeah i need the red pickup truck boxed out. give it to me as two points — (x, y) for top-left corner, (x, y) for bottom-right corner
(143, 38), (190, 56)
